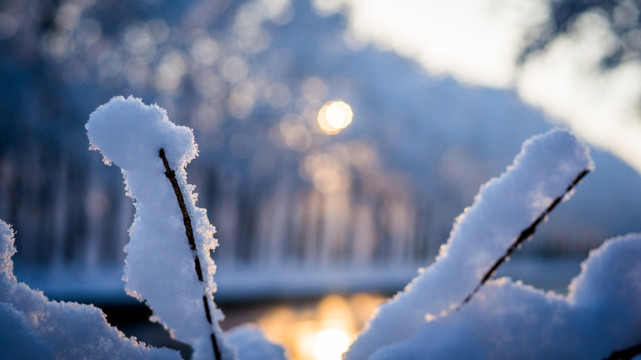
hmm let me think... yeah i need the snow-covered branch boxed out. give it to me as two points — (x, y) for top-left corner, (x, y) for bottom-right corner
(159, 147), (223, 360)
(459, 168), (590, 308)
(345, 129), (594, 360)
(85, 96), (288, 360)
(346, 129), (641, 359)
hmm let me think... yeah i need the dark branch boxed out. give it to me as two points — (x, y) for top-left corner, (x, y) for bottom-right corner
(605, 343), (641, 360)
(458, 169), (590, 308)
(159, 148), (222, 360)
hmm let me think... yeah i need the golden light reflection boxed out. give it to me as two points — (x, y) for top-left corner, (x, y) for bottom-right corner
(312, 327), (351, 360)
(317, 101), (353, 135)
(257, 294), (386, 360)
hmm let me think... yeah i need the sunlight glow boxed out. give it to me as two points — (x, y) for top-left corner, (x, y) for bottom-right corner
(312, 327), (351, 360)
(338, 0), (547, 87)
(317, 100), (353, 134)
(257, 294), (386, 360)
(336, 0), (641, 174)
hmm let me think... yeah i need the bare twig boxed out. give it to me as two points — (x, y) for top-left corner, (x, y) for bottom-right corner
(159, 148), (222, 360)
(604, 343), (641, 360)
(457, 168), (590, 309)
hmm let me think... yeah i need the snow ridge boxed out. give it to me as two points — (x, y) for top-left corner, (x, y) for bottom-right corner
(345, 129), (594, 359)
(0, 219), (181, 360)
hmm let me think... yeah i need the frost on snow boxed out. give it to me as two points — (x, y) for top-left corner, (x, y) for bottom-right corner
(0, 220), (180, 360)
(86, 96), (242, 360)
(345, 129), (610, 359)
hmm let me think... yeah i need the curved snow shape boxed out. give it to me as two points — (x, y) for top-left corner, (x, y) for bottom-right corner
(227, 324), (288, 360)
(369, 234), (641, 360)
(86, 95), (197, 172)
(87, 96), (234, 360)
(0, 219), (180, 360)
(345, 129), (594, 360)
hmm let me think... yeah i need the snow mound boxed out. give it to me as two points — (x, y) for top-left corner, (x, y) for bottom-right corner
(0, 220), (180, 360)
(369, 234), (641, 359)
(227, 324), (288, 360)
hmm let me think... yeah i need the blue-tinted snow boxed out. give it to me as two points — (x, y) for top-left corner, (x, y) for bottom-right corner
(346, 129), (594, 359)
(0, 219), (180, 360)
(368, 234), (641, 360)
(87, 96), (236, 360)
(87, 96), (286, 360)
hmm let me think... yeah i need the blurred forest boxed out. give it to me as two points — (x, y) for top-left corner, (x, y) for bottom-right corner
(1, 0), (641, 291)
(521, 0), (641, 67)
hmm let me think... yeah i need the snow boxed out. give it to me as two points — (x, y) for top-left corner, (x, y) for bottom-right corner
(569, 234), (641, 354)
(368, 234), (641, 359)
(227, 324), (287, 360)
(0, 219), (180, 360)
(345, 129), (595, 359)
(86, 96), (284, 360)
(87, 96), (233, 359)
(5, 94), (641, 359)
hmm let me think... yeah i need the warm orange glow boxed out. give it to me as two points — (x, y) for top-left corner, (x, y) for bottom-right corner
(257, 293), (386, 360)
(312, 327), (351, 360)
(317, 101), (353, 134)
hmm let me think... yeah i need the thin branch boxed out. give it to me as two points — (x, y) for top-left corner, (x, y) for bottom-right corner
(159, 148), (222, 360)
(457, 168), (590, 309)
(604, 343), (641, 360)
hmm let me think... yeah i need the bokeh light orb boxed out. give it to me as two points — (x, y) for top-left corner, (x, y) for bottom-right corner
(317, 100), (353, 134)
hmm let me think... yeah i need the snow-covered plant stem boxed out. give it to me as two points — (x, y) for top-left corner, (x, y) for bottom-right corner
(86, 96), (237, 360)
(459, 168), (590, 308)
(159, 148), (222, 360)
(344, 130), (596, 360)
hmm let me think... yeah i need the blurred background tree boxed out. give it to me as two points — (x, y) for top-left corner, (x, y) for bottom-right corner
(1, 0), (640, 303)
(522, 0), (641, 68)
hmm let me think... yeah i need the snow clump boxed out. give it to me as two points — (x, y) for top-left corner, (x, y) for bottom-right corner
(0, 219), (181, 360)
(344, 129), (641, 359)
(367, 234), (641, 359)
(87, 96), (284, 360)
